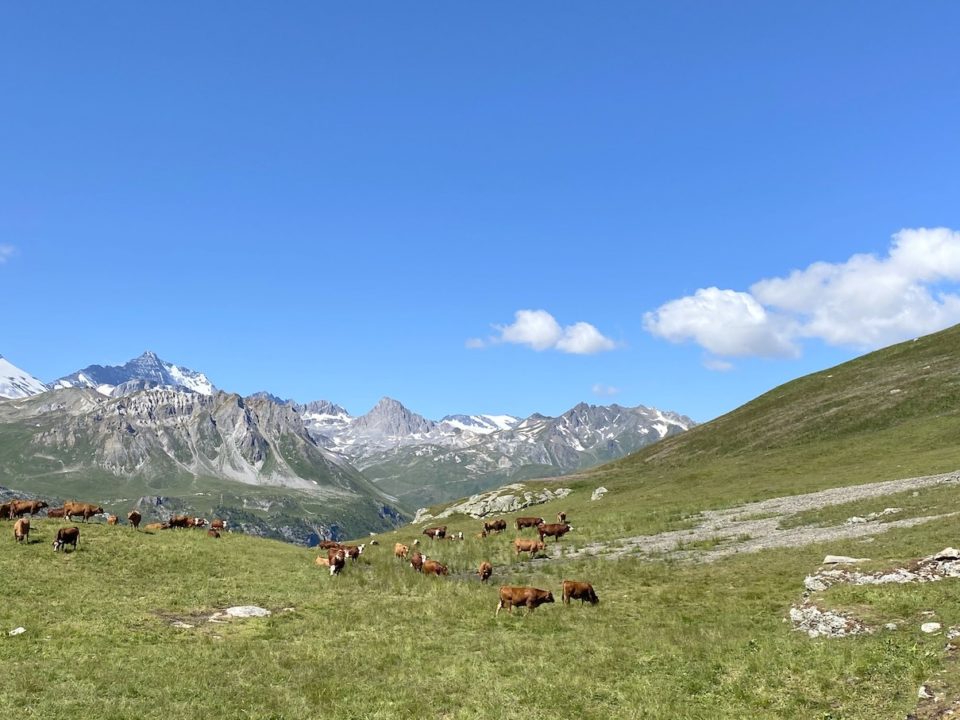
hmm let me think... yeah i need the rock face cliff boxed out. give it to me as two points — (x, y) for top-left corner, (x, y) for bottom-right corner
(0, 387), (405, 543)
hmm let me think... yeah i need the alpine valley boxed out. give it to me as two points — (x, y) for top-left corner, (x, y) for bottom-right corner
(0, 352), (694, 543)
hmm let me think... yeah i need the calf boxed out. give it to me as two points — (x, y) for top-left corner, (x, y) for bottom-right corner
(53, 526), (80, 552)
(210, 519), (227, 531)
(107, 515), (119, 525)
(423, 526), (447, 540)
(409, 551), (425, 573)
(562, 580), (599, 605)
(143, 522), (167, 531)
(496, 586), (555, 615)
(46, 507), (66, 519)
(11, 499), (49, 517)
(483, 518), (507, 534)
(515, 516), (544, 531)
(478, 561), (493, 583)
(13, 518), (29, 543)
(207, 529), (221, 538)
(537, 522), (572, 542)
(394, 542), (409, 560)
(422, 559), (448, 576)
(513, 538), (546, 558)
(0, 502), (11, 519)
(127, 510), (142, 529)
(557, 511), (567, 524)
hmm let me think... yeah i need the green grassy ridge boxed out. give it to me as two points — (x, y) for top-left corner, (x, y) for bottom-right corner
(2, 513), (958, 718)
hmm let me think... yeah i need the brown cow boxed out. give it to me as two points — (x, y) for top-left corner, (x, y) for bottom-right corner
(318, 540), (343, 550)
(422, 559), (448, 576)
(207, 529), (221, 538)
(64, 502), (104, 522)
(515, 516), (544, 531)
(409, 551), (425, 573)
(107, 515), (119, 525)
(143, 522), (167, 531)
(513, 538), (546, 558)
(11, 499), (49, 517)
(537, 522), (573, 542)
(478, 561), (493, 583)
(47, 507), (66, 518)
(315, 555), (331, 568)
(167, 515), (192, 529)
(328, 549), (347, 576)
(343, 544), (365, 561)
(191, 517), (207, 528)
(53, 526), (80, 552)
(557, 511), (567, 524)
(562, 580), (599, 605)
(210, 519), (227, 531)
(0, 502), (11, 519)
(423, 526), (447, 540)
(13, 518), (29, 543)
(483, 518), (507, 534)
(496, 586), (554, 615)
(394, 542), (409, 560)
(127, 510), (142, 529)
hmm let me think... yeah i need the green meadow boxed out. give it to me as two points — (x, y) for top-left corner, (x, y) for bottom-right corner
(5, 326), (960, 718)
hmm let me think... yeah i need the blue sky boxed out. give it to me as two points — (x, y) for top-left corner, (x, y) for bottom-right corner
(3, 3), (960, 422)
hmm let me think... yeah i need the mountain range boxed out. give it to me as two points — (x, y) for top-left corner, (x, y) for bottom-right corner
(0, 351), (693, 537)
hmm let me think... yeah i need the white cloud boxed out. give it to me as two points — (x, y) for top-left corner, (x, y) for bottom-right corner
(592, 383), (621, 396)
(702, 357), (734, 372)
(497, 309), (563, 351)
(465, 338), (487, 349)
(646, 227), (960, 360)
(643, 287), (799, 358)
(0, 245), (14, 264)
(484, 309), (618, 355)
(556, 322), (618, 354)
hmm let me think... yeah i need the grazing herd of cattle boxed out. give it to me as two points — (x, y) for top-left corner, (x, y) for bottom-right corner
(2, 497), (229, 550)
(337, 510), (598, 616)
(5, 494), (596, 617)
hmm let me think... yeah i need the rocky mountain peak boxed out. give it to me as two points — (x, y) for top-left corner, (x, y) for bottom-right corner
(353, 397), (435, 437)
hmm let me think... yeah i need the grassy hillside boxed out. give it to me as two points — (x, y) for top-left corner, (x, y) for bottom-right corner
(0, 513), (956, 718)
(5, 327), (960, 717)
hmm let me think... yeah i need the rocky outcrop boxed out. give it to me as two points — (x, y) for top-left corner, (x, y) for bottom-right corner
(412, 484), (572, 523)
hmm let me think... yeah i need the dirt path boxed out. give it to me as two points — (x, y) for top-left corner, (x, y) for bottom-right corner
(562, 470), (960, 562)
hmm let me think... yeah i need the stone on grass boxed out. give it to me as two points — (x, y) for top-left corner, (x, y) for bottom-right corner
(591, 487), (608, 501)
(822, 555), (870, 565)
(921, 622), (942, 634)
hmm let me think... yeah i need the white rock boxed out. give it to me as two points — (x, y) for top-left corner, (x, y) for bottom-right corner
(822, 555), (870, 565)
(171, 621), (194, 629)
(947, 627), (960, 640)
(224, 606), (271, 618)
(933, 547), (960, 561)
(919, 685), (933, 699)
(845, 516), (867, 525)
(921, 622), (942, 634)
(8, 627), (25, 636)
(884, 623), (898, 631)
(591, 487), (608, 501)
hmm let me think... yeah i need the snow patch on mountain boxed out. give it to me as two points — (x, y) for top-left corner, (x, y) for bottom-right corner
(0, 356), (47, 399)
(53, 351), (215, 397)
